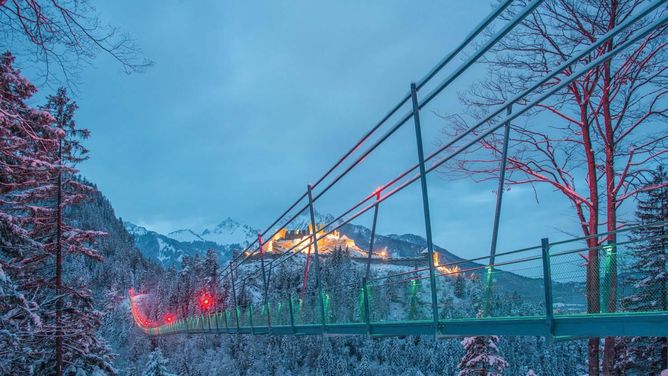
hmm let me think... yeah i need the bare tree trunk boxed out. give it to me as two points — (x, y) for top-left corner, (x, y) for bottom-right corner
(55, 140), (63, 376)
(662, 200), (667, 370)
(211, 261), (218, 312)
(602, 171), (617, 373)
(602, 3), (619, 372)
(587, 237), (601, 376)
(662, 337), (668, 372)
(580, 101), (601, 376)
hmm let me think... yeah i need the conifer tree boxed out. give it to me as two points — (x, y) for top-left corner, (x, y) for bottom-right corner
(33, 87), (114, 375)
(619, 166), (668, 373)
(0, 51), (58, 372)
(142, 348), (177, 376)
(458, 335), (508, 376)
(204, 249), (220, 311)
(454, 274), (466, 299)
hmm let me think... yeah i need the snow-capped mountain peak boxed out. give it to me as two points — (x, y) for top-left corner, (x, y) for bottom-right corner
(199, 217), (258, 247)
(124, 221), (148, 236)
(166, 229), (204, 243)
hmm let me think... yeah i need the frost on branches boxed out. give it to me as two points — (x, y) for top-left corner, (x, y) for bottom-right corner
(0, 52), (114, 375)
(0, 51), (58, 373)
(458, 335), (508, 376)
(142, 348), (177, 376)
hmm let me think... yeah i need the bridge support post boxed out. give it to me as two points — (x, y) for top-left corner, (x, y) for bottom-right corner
(307, 184), (328, 335)
(229, 261), (241, 334)
(288, 293), (296, 334)
(249, 304), (254, 334)
(410, 83), (439, 334)
(366, 191), (381, 280)
(484, 104), (512, 317)
(541, 238), (554, 340)
(258, 234), (272, 333)
(362, 277), (372, 335)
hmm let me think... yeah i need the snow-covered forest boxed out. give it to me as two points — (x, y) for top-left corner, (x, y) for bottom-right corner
(2, 0), (668, 375)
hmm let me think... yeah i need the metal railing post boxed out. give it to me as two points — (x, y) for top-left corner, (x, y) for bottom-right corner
(288, 293), (297, 334)
(362, 277), (371, 335)
(541, 238), (554, 340)
(601, 244), (616, 314)
(307, 184), (327, 334)
(288, 293), (296, 333)
(249, 304), (254, 334)
(484, 104), (512, 317)
(366, 190), (381, 280)
(258, 233), (272, 332)
(230, 261), (240, 334)
(410, 83), (439, 333)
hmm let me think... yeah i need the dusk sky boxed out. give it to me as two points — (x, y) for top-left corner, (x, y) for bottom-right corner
(39, 0), (595, 259)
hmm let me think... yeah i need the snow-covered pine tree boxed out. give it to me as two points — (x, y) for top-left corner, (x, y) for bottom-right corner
(458, 335), (508, 376)
(204, 249), (220, 311)
(619, 166), (668, 373)
(30, 88), (114, 375)
(454, 274), (466, 299)
(0, 52), (58, 373)
(142, 348), (177, 376)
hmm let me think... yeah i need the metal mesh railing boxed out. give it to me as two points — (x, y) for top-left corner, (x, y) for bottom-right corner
(132, 221), (668, 336)
(549, 230), (668, 316)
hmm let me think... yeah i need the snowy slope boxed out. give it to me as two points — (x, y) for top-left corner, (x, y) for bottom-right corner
(124, 222), (236, 269)
(167, 229), (204, 242)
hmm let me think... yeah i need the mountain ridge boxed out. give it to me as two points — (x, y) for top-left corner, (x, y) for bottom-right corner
(124, 213), (464, 268)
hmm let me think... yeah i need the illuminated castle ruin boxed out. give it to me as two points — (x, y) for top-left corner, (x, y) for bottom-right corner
(264, 224), (365, 257)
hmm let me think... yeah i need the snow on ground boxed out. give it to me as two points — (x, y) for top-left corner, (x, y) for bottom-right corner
(156, 238), (177, 263)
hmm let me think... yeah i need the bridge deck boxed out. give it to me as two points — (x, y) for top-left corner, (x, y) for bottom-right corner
(142, 312), (668, 338)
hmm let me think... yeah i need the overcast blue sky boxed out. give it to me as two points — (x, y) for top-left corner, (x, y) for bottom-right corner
(35, 0), (593, 259)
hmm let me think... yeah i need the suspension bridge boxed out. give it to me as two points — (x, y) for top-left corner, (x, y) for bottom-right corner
(130, 0), (668, 339)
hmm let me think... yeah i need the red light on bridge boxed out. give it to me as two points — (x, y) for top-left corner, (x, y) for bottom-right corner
(164, 313), (176, 324)
(198, 292), (214, 311)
